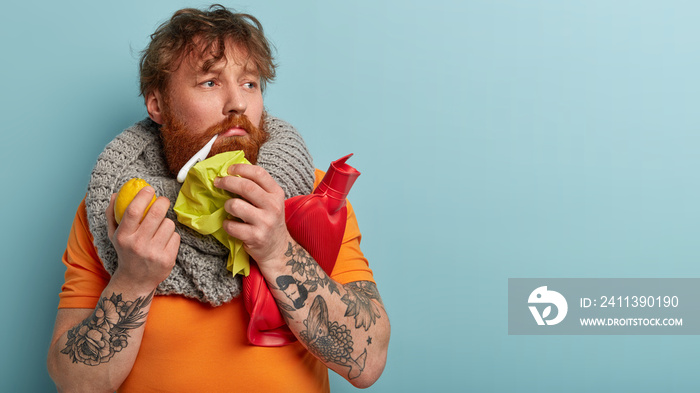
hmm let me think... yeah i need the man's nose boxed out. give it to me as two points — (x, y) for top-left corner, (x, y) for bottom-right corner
(223, 86), (247, 115)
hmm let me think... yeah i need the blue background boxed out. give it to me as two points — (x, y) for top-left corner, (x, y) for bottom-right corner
(1, 0), (699, 391)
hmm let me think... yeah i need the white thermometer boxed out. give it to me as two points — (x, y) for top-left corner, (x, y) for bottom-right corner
(176, 134), (218, 183)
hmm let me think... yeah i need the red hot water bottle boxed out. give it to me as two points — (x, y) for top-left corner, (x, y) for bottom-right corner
(243, 154), (361, 346)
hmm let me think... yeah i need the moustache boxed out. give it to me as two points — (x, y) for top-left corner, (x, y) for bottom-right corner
(203, 114), (258, 139)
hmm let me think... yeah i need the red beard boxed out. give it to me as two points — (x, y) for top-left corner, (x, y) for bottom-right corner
(160, 110), (269, 177)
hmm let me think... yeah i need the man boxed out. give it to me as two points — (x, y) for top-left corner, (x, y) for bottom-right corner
(47, 5), (389, 392)
(277, 275), (310, 309)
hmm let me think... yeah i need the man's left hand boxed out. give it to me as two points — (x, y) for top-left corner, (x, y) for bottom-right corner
(214, 164), (291, 269)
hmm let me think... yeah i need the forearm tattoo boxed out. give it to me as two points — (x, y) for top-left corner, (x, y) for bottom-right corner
(60, 292), (153, 366)
(274, 242), (385, 379)
(341, 281), (384, 331)
(300, 296), (367, 380)
(283, 242), (339, 295)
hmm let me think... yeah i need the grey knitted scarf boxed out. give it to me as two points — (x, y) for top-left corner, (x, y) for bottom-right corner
(85, 116), (314, 306)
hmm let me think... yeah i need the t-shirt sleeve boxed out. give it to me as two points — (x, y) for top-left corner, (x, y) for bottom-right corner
(58, 198), (111, 309)
(311, 169), (375, 285)
(330, 200), (375, 285)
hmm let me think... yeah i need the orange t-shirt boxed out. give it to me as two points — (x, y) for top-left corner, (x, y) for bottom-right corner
(58, 169), (373, 392)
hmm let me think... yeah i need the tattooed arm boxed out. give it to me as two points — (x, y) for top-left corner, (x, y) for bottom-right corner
(266, 243), (390, 388)
(216, 164), (389, 388)
(48, 190), (179, 392)
(47, 287), (155, 392)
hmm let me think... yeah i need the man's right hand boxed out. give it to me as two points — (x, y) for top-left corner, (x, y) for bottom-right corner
(106, 187), (180, 291)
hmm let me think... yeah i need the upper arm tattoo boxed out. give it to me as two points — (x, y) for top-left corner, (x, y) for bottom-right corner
(60, 292), (152, 366)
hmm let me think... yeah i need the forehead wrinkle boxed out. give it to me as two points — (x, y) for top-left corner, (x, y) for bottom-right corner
(201, 58), (226, 75)
(181, 39), (261, 82)
(178, 37), (224, 74)
(223, 41), (261, 77)
(188, 51), (226, 74)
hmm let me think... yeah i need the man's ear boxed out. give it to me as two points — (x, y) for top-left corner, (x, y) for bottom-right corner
(146, 90), (165, 124)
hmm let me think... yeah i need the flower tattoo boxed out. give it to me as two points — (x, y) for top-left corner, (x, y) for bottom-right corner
(285, 242), (339, 296)
(341, 281), (383, 331)
(60, 292), (152, 366)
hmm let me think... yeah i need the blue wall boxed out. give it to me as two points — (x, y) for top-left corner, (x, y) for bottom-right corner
(2, 0), (700, 391)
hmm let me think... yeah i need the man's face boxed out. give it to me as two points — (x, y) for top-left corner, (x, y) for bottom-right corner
(150, 40), (267, 175)
(282, 282), (300, 301)
(282, 281), (306, 308)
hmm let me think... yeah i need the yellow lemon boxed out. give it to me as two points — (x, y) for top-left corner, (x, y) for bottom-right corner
(114, 178), (157, 224)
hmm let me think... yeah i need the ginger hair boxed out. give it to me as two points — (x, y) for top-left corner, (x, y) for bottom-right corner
(139, 4), (276, 97)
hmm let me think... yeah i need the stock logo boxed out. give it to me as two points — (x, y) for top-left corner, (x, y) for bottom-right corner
(528, 286), (568, 326)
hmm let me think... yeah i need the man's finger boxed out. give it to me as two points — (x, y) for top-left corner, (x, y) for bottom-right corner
(223, 196), (259, 224)
(215, 175), (269, 210)
(227, 163), (282, 195)
(222, 218), (254, 245)
(151, 217), (177, 250)
(138, 196), (171, 237)
(165, 231), (181, 258)
(106, 193), (118, 238)
(118, 186), (157, 235)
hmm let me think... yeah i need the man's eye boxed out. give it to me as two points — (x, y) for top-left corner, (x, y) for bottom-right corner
(202, 80), (216, 87)
(244, 82), (257, 89)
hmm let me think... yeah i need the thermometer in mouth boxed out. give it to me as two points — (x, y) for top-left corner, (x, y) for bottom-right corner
(176, 134), (219, 183)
